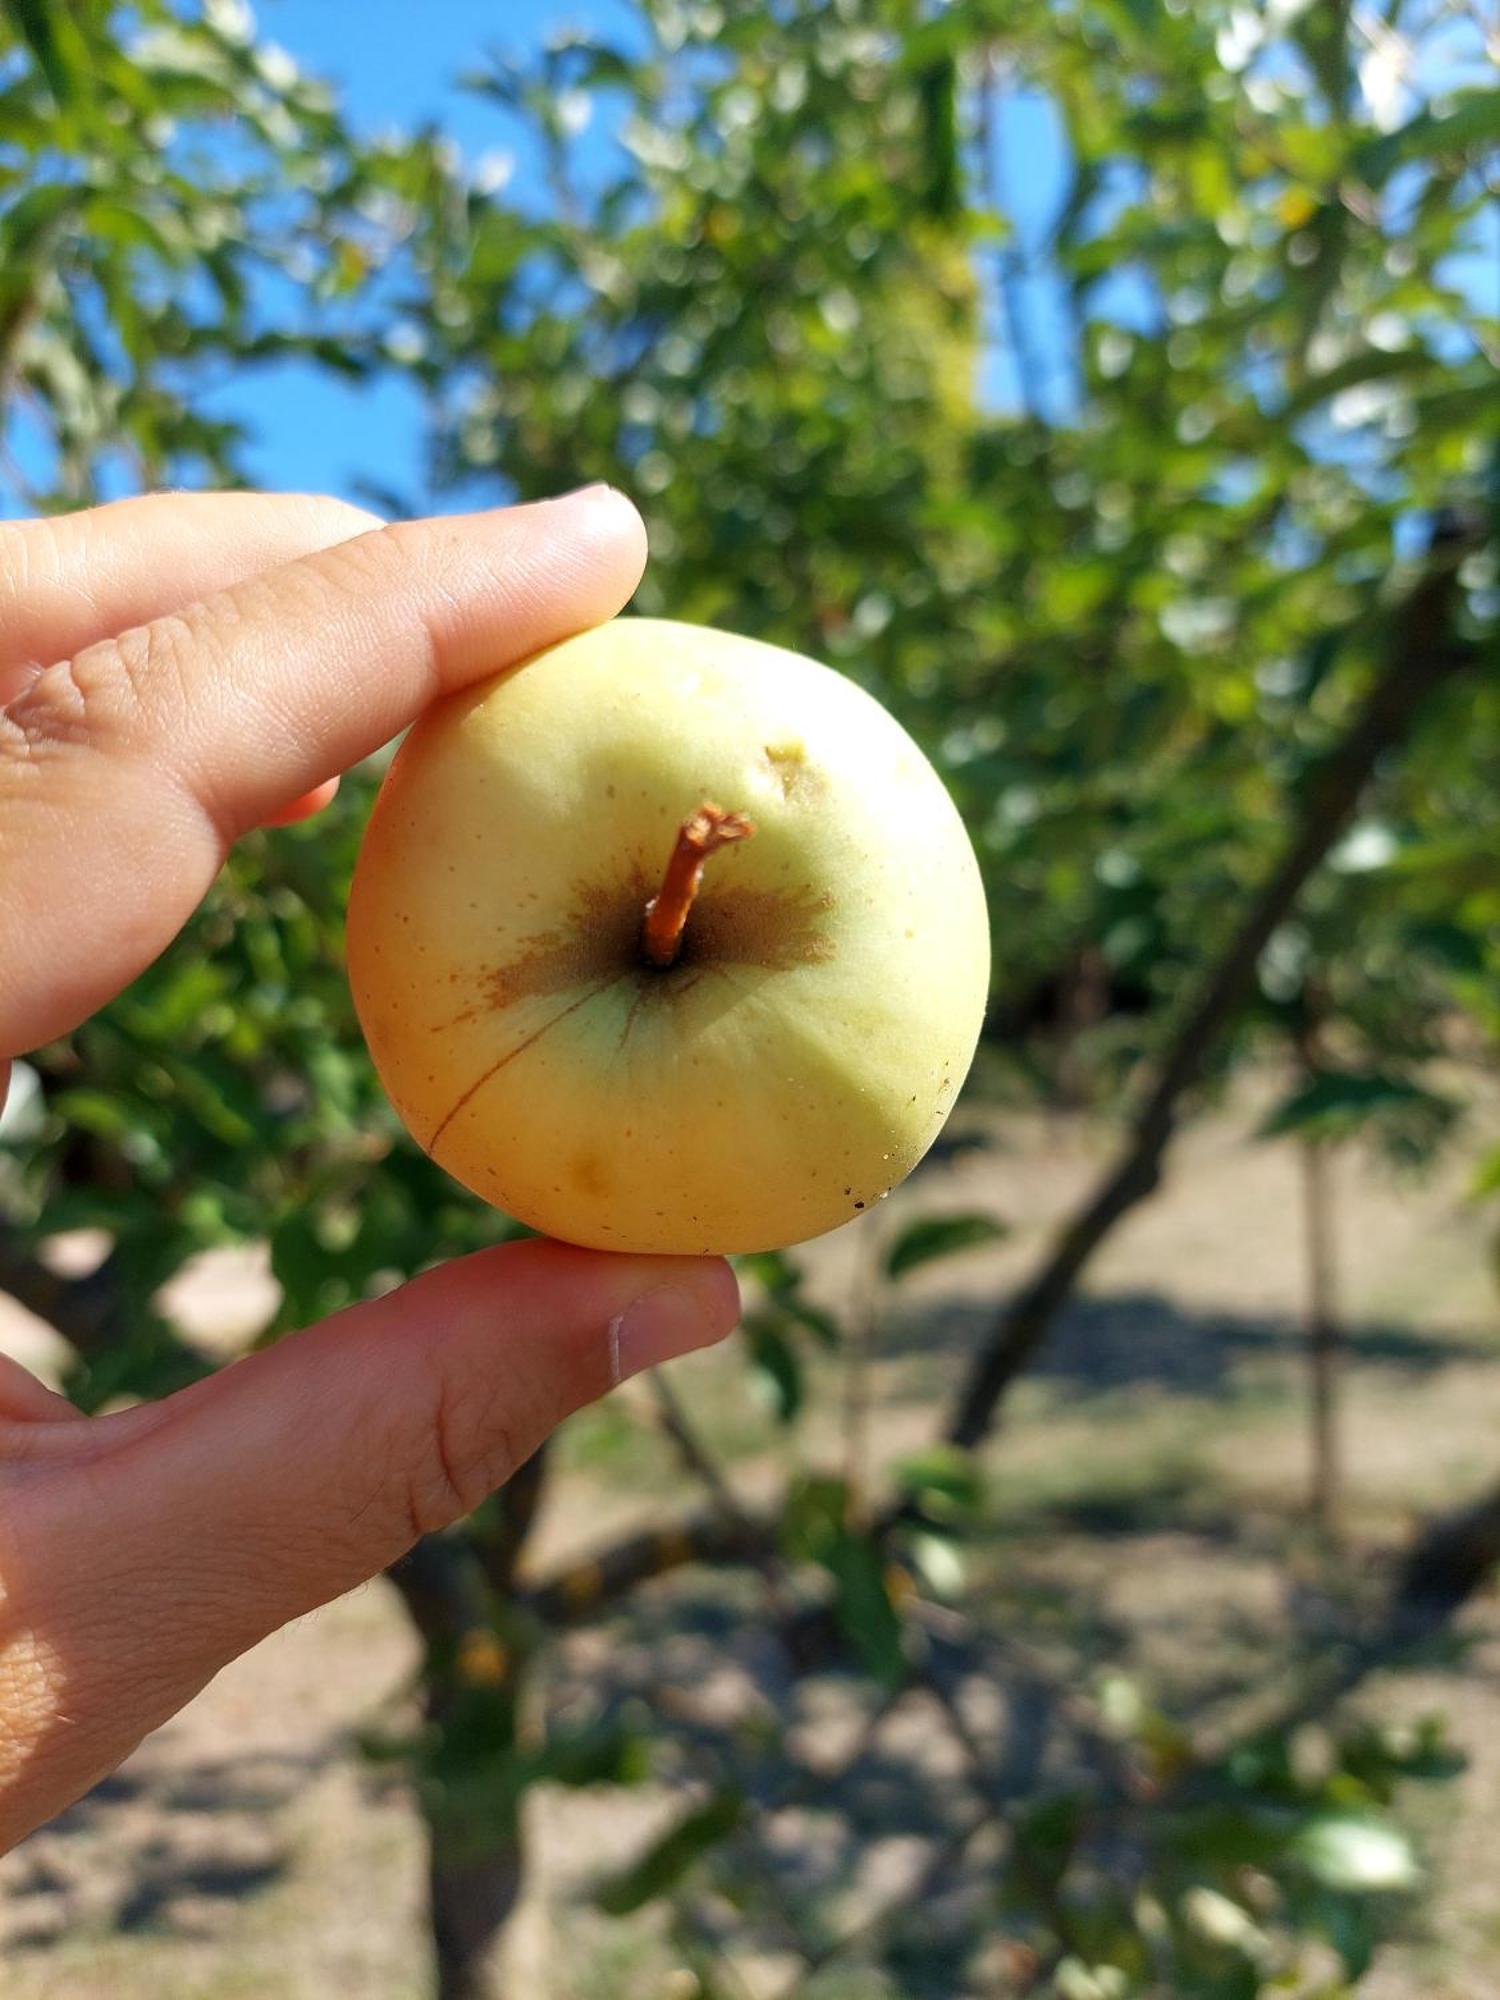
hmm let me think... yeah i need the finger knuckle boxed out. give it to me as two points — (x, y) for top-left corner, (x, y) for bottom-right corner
(314, 519), (462, 669)
(400, 1358), (519, 1543)
(2, 612), (201, 754)
(313, 519), (423, 604)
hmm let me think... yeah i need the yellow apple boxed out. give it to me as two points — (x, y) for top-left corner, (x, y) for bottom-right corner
(346, 618), (989, 1254)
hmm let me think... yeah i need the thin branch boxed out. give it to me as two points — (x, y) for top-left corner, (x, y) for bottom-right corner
(646, 1371), (804, 1629)
(647, 1371), (757, 1536)
(520, 1508), (777, 1626)
(1301, 1135), (1342, 1540)
(386, 1531), (490, 1650)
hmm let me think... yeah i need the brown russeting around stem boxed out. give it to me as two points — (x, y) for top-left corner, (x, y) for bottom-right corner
(641, 803), (755, 969)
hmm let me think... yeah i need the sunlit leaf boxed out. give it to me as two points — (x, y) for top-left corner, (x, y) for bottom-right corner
(1291, 1813), (1420, 1893)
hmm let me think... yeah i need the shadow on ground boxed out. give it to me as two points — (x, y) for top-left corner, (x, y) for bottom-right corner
(1, 1746), (332, 1950)
(884, 1285), (1490, 1399)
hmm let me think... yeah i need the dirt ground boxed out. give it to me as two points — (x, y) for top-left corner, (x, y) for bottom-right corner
(4, 1084), (1500, 1998)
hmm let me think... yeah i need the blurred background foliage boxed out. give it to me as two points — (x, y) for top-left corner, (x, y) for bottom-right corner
(1, 1), (1498, 1996)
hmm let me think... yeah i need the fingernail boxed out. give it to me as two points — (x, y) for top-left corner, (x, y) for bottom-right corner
(548, 480), (618, 505)
(609, 1285), (723, 1384)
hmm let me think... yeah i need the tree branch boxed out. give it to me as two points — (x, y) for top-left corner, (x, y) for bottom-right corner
(646, 1371), (755, 1535)
(941, 525), (1481, 1455)
(520, 1507), (778, 1626)
(385, 1530), (491, 1653)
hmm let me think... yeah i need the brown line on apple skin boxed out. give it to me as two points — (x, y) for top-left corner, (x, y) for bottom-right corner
(616, 978), (651, 1051)
(424, 976), (624, 1155)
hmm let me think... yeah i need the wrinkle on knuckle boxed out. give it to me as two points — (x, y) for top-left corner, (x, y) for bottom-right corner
(0, 517), (76, 615)
(106, 610), (204, 728)
(0, 702), (46, 773)
(3, 655), (92, 752)
(400, 1353), (519, 1544)
(313, 519), (420, 608)
(0, 516), (41, 589)
(318, 521), (456, 689)
(2, 609), (202, 754)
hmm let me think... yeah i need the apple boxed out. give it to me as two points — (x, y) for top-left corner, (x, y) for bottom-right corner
(346, 618), (989, 1254)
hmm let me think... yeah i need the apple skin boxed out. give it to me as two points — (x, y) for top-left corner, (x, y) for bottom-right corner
(346, 618), (990, 1255)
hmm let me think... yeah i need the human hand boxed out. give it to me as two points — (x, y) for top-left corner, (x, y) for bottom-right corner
(0, 489), (740, 1848)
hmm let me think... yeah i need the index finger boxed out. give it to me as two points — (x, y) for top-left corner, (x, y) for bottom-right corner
(0, 486), (648, 1057)
(0, 491), (380, 692)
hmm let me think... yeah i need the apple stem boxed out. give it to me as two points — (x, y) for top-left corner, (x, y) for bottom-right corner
(642, 803), (755, 969)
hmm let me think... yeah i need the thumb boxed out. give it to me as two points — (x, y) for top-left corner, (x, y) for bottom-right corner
(5, 1242), (736, 1836)
(120, 1240), (739, 1639)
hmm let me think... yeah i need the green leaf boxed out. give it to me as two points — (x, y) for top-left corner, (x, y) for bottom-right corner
(735, 1251), (840, 1344)
(48, 1087), (132, 1142)
(893, 1442), (984, 1522)
(779, 1475), (907, 1682)
(595, 1789), (743, 1916)
(1257, 1070), (1453, 1143)
(3, 0), (83, 108)
(824, 1529), (906, 1686)
(779, 1474), (848, 1564)
(884, 1211), (1009, 1282)
(1307, 1886), (1381, 1978)
(781, 1294), (841, 1347)
(742, 1312), (803, 1423)
(1291, 1813), (1420, 1893)
(905, 1529), (965, 1598)
(531, 1718), (651, 1790)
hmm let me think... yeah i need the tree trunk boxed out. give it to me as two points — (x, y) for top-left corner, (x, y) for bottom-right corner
(428, 1838), (525, 2000)
(386, 1450), (552, 2000)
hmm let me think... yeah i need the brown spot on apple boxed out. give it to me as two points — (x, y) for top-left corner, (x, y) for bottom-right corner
(440, 858), (833, 1030)
(688, 880), (835, 971)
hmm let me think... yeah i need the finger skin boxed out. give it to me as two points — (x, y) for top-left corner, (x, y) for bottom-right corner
(0, 487), (648, 1057)
(0, 1240), (738, 1848)
(0, 1355), (73, 1424)
(0, 491), (379, 695)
